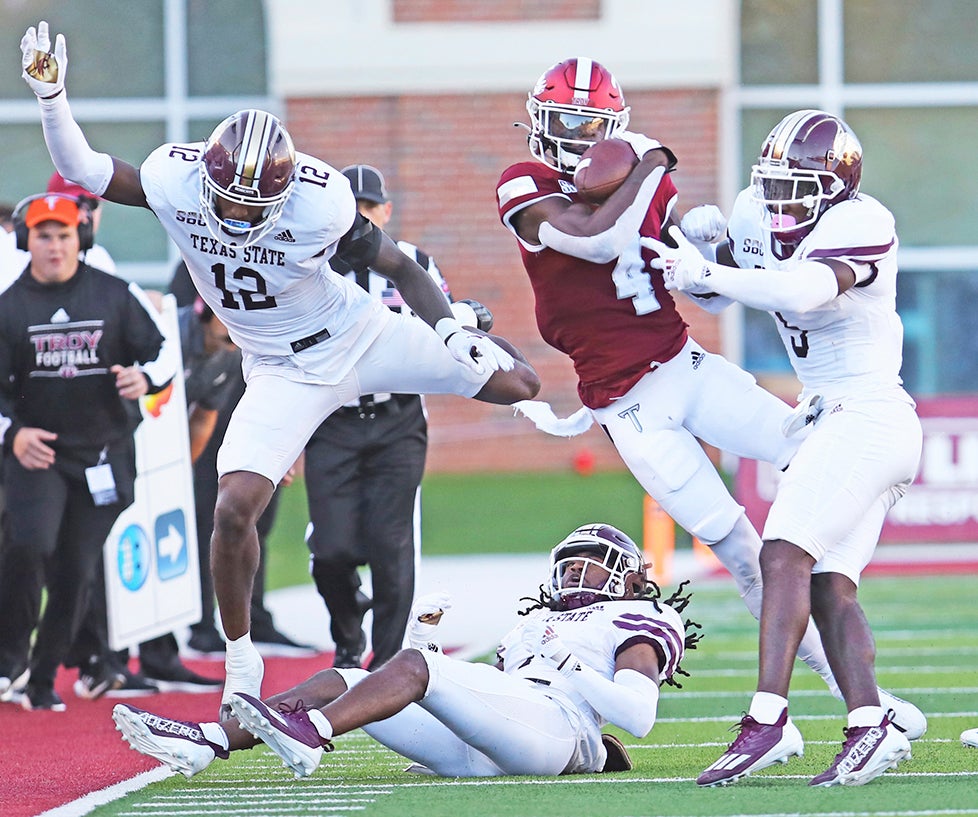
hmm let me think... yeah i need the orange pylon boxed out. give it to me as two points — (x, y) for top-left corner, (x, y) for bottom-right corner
(642, 495), (674, 585)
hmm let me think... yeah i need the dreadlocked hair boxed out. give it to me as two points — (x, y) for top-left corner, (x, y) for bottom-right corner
(516, 578), (703, 688)
(516, 579), (703, 689)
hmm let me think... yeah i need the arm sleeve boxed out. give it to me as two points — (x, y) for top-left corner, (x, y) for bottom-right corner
(684, 292), (735, 314)
(566, 665), (660, 737)
(703, 259), (840, 313)
(38, 94), (115, 196)
(333, 213), (383, 271)
(537, 166), (666, 263)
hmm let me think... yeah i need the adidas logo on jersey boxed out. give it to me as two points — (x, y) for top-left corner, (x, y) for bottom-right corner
(690, 350), (706, 369)
(273, 229), (296, 243)
(50, 308), (70, 324)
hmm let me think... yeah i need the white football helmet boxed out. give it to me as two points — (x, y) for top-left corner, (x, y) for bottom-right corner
(751, 109), (863, 244)
(548, 523), (647, 610)
(199, 109), (296, 248)
(526, 57), (630, 173)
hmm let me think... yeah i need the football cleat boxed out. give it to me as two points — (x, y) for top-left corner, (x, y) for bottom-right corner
(112, 703), (228, 778)
(810, 713), (910, 786)
(959, 728), (978, 749)
(229, 693), (333, 779)
(697, 708), (804, 786)
(877, 687), (927, 740)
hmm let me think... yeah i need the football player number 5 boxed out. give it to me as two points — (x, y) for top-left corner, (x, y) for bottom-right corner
(612, 236), (660, 315)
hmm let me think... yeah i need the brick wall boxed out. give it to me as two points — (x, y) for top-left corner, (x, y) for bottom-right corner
(287, 87), (722, 473)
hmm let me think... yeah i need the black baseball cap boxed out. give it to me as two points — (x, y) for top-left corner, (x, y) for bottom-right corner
(341, 164), (389, 205)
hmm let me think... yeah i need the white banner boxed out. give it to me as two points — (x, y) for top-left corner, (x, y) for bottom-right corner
(104, 295), (201, 650)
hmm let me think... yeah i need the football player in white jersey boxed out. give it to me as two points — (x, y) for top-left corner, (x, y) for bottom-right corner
(112, 523), (699, 779)
(21, 21), (540, 716)
(645, 110), (922, 787)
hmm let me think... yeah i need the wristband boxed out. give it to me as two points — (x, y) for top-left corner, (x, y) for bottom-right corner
(434, 317), (463, 344)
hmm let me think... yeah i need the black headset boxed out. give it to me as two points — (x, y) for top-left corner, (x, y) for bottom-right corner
(12, 192), (95, 252)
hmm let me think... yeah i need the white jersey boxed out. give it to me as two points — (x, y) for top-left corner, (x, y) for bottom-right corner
(0, 229), (27, 294)
(81, 243), (117, 276)
(727, 189), (908, 403)
(498, 599), (685, 730)
(140, 143), (388, 385)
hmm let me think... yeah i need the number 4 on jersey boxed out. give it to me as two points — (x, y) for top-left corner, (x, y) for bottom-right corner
(612, 237), (660, 315)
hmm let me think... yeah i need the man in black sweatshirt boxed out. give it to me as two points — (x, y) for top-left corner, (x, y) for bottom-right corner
(0, 193), (174, 711)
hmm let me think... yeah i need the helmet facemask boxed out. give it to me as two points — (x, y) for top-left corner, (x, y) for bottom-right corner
(547, 524), (647, 611)
(199, 109), (296, 249)
(527, 100), (628, 173)
(750, 162), (846, 242)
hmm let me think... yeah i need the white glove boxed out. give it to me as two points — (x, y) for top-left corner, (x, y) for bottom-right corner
(643, 226), (715, 295)
(782, 394), (824, 437)
(615, 130), (663, 160)
(520, 619), (579, 677)
(680, 205), (727, 244)
(407, 592), (453, 652)
(21, 21), (67, 100)
(435, 318), (515, 377)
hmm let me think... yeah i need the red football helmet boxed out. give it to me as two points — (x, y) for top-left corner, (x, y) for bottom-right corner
(750, 109), (863, 243)
(547, 523), (648, 610)
(526, 57), (630, 173)
(199, 109), (296, 248)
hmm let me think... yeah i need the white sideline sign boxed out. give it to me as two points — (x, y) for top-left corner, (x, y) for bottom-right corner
(104, 295), (201, 650)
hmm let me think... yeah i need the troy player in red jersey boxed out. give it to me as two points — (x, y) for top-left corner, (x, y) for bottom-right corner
(495, 59), (927, 739)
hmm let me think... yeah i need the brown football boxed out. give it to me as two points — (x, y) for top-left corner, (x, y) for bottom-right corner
(573, 138), (639, 205)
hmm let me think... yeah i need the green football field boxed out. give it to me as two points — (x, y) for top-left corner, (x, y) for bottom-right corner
(90, 571), (978, 817)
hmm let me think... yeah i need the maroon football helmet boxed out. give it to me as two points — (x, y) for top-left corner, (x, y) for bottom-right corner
(199, 109), (296, 247)
(548, 523), (648, 610)
(751, 109), (863, 244)
(526, 57), (630, 173)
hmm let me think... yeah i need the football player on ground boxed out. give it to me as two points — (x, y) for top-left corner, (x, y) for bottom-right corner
(648, 110), (921, 786)
(20, 21), (540, 717)
(113, 523), (699, 778)
(496, 58), (925, 742)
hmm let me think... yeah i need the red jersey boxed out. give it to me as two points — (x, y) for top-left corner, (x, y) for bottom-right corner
(496, 161), (688, 408)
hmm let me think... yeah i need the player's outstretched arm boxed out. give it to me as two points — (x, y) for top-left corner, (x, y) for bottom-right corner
(515, 145), (672, 264)
(21, 21), (146, 208)
(376, 234), (538, 392)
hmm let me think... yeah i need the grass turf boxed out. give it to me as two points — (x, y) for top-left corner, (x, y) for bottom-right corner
(265, 470), (654, 590)
(90, 572), (978, 817)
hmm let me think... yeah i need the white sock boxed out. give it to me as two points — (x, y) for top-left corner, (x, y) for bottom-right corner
(749, 691), (789, 724)
(225, 633), (257, 668)
(307, 709), (334, 741)
(201, 722), (230, 752)
(848, 705), (885, 729)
